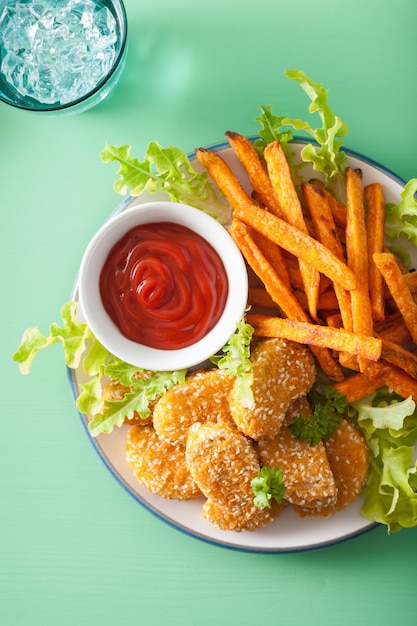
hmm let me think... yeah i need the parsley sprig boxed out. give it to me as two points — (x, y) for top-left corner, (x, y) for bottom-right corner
(251, 466), (286, 510)
(288, 386), (347, 446)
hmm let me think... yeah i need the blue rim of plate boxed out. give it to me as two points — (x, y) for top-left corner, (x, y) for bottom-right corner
(66, 136), (407, 553)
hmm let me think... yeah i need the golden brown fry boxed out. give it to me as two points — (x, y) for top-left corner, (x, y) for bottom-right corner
(247, 313), (382, 362)
(248, 286), (278, 310)
(403, 270), (417, 295)
(365, 183), (386, 321)
(333, 369), (387, 403)
(264, 141), (321, 319)
(251, 229), (291, 290)
(381, 339), (417, 379)
(375, 314), (411, 345)
(229, 219), (305, 321)
(345, 168), (374, 372)
(373, 251), (417, 344)
(334, 360), (417, 403)
(311, 179), (347, 229)
(377, 363), (417, 402)
(302, 181), (353, 331)
(233, 202), (356, 291)
(225, 131), (284, 218)
(230, 219), (343, 381)
(195, 147), (253, 212)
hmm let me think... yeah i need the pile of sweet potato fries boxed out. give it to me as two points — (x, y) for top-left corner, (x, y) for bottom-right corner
(196, 132), (417, 403)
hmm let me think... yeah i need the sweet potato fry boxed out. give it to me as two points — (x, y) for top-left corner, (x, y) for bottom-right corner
(225, 131), (284, 218)
(250, 230), (291, 290)
(365, 183), (386, 321)
(248, 286), (277, 310)
(345, 168), (374, 371)
(233, 202), (357, 291)
(380, 339), (417, 379)
(335, 359), (417, 403)
(246, 313), (382, 362)
(229, 219), (306, 322)
(311, 179), (347, 229)
(264, 141), (320, 319)
(230, 219), (343, 381)
(333, 368), (388, 403)
(403, 270), (417, 295)
(374, 314), (411, 345)
(195, 147), (253, 212)
(373, 251), (417, 344)
(302, 181), (353, 331)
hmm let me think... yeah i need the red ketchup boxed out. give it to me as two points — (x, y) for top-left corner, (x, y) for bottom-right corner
(99, 222), (229, 350)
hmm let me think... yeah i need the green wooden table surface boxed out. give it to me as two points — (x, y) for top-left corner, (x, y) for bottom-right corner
(2, 1), (417, 624)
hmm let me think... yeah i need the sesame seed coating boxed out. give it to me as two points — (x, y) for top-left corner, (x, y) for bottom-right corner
(229, 338), (316, 440)
(202, 498), (286, 532)
(153, 368), (235, 444)
(186, 420), (282, 530)
(126, 425), (202, 500)
(293, 418), (369, 518)
(257, 398), (337, 509)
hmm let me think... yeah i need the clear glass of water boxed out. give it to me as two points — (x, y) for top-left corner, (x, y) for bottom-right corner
(0, 0), (127, 114)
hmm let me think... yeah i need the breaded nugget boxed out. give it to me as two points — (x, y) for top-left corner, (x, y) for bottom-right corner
(293, 418), (369, 517)
(257, 398), (337, 509)
(203, 498), (286, 532)
(229, 338), (316, 440)
(153, 368), (234, 444)
(126, 425), (202, 500)
(186, 420), (283, 531)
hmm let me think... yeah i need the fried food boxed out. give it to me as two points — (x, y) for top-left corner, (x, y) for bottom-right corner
(373, 251), (417, 344)
(247, 313), (382, 362)
(345, 167), (374, 372)
(153, 368), (234, 444)
(257, 398), (337, 509)
(186, 420), (284, 531)
(126, 425), (202, 500)
(264, 141), (321, 319)
(202, 497), (285, 532)
(228, 337), (316, 440)
(365, 182), (386, 321)
(293, 418), (369, 517)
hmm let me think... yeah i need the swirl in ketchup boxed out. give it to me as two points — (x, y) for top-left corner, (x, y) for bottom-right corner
(99, 222), (229, 350)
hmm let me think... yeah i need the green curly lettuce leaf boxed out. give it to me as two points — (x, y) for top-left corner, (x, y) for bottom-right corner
(384, 178), (417, 249)
(86, 367), (187, 437)
(210, 316), (254, 408)
(253, 104), (294, 160)
(13, 301), (89, 374)
(13, 301), (187, 436)
(352, 389), (417, 532)
(282, 70), (349, 183)
(254, 71), (348, 186)
(101, 141), (231, 224)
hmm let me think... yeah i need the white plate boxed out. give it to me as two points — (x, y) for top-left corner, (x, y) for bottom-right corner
(69, 138), (409, 552)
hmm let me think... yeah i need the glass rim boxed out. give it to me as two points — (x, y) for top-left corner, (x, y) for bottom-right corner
(0, 0), (128, 113)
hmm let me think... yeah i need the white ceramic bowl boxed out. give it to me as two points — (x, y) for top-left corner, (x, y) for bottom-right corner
(78, 201), (248, 371)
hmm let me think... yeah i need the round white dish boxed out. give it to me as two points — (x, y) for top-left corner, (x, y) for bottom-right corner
(78, 201), (248, 371)
(69, 138), (410, 552)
